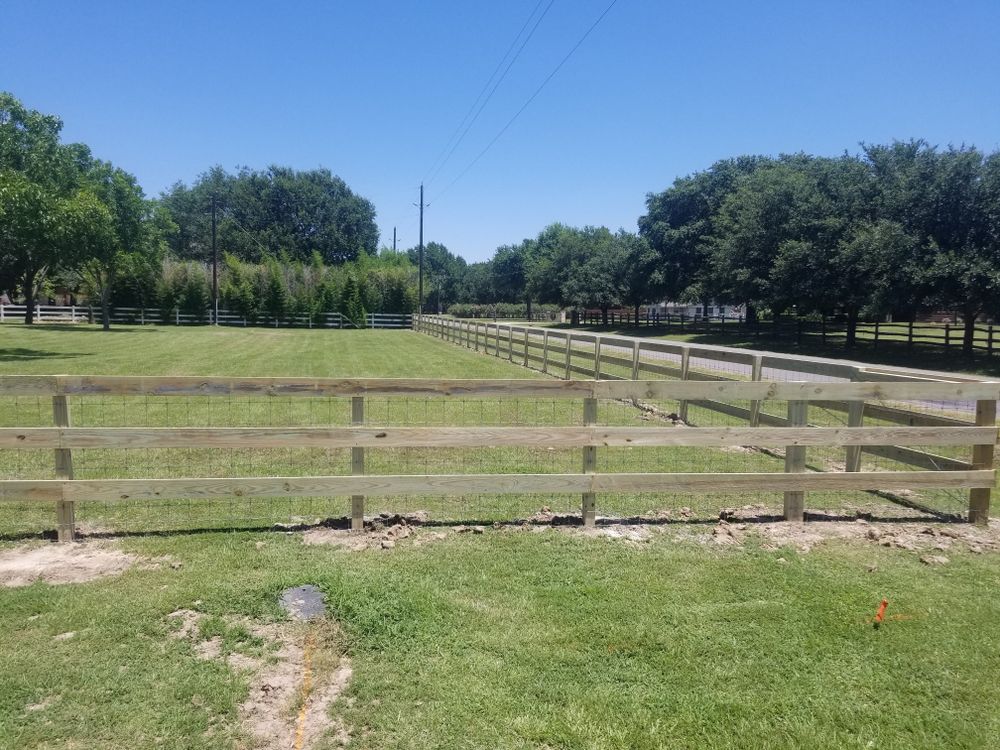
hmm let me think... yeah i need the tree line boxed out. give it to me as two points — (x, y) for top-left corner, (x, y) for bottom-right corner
(4, 91), (1000, 352)
(0, 93), (391, 328)
(422, 143), (1000, 355)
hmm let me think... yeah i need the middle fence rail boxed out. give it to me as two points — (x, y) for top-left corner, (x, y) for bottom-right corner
(0, 376), (995, 540)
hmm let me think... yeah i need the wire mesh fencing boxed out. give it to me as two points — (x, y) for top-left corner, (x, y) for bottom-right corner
(0, 372), (994, 539)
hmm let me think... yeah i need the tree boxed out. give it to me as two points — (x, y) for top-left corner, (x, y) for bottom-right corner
(406, 241), (466, 312)
(616, 231), (662, 325)
(0, 92), (95, 322)
(160, 165), (378, 264)
(78, 161), (156, 329)
(640, 156), (770, 318)
(865, 142), (1000, 355)
(558, 227), (622, 324)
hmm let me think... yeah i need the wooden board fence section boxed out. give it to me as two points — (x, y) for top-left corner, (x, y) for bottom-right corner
(2, 471), (993, 504)
(2, 364), (998, 531)
(1, 425), (993, 449)
(413, 317), (999, 524)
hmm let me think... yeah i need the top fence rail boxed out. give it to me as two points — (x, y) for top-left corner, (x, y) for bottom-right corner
(2, 375), (999, 401)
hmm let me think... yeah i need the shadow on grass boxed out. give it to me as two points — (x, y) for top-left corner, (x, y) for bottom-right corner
(24, 323), (157, 334)
(0, 347), (91, 362)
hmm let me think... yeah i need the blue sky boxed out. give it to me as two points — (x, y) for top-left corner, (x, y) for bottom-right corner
(5, 0), (1000, 262)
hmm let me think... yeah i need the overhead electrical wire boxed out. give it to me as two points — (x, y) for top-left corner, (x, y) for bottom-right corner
(423, 0), (556, 188)
(429, 0), (620, 205)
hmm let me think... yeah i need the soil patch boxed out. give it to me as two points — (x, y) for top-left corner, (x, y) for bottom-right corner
(166, 608), (351, 748)
(0, 543), (138, 587)
(302, 511), (449, 552)
(501, 505), (1000, 558)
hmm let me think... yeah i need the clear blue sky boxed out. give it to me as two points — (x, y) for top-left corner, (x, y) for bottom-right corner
(6, 0), (1000, 263)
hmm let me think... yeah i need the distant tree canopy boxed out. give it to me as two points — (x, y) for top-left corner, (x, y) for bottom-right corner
(6, 88), (1000, 353)
(0, 91), (167, 326)
(639, 143), (1000, 353)
(406, 241), (467, 312)
(161, 165), (378, 265)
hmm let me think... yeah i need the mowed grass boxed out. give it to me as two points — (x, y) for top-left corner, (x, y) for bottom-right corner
(0, 323), (537, 377)
(0, 323), (999, 749)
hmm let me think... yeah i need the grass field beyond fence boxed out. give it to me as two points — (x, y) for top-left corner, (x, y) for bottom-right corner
(1, 323), (999, 750)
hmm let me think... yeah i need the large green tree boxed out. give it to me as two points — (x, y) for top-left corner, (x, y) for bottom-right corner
(160, 166), (378, 265)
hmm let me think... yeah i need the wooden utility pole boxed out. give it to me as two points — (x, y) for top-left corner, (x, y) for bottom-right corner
(211, 193), (218, 325)
(417, 184), (425, 314)
(393, 226), (397, 252)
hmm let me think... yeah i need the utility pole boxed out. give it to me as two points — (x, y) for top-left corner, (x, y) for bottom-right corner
(211, 193), (218, 325)
(417, 184), (425, 314)
(392, 226), (397, 253)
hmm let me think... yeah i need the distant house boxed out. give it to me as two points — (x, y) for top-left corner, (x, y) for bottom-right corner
(649, 301), (745, 319)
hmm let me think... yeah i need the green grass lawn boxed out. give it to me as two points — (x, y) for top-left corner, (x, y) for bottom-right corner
(0, 323), (536, 378)
(1, 323), (998, 749)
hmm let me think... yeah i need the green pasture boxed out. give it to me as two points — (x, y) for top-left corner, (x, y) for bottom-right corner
(0, 323), (997, 749)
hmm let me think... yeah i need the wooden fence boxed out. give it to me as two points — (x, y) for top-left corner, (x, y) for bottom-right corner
(0, 304), (411, 329)
(0, 374), (995, 540)
(415, 315), (998, 517)
(570, 310), (997, 356)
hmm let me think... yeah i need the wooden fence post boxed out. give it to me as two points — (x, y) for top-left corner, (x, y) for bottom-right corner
(988, 325), (994, 358)
(631, 340), (641, 380)
(593, 336), (602, 379)
(582, 396), (597, 527)
(523, 328), (529, 367)
(748, 355), (763, 427)
(565, 334), (573, 379)
(507, 326), (514, 361)
(845, 398), (865, 472)
(351, 396), (365, 531)
(945, 324), (951, 350)
(542, 330), (549, 374)
(784, 400), (808, 521)
(968, 398), (997, 525)
(873, 320), (880, 349)
(678, 347), (691, 423)
(908, 320), (915, 350)
(53, 395), (75, 542)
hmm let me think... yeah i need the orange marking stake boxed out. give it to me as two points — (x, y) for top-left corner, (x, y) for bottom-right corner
(873, 598), (889, 629)
(294, 631), (315, 750)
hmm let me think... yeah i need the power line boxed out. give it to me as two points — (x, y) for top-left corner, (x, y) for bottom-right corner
(422, 0), (554, 187)
(429, 0), (620, 205)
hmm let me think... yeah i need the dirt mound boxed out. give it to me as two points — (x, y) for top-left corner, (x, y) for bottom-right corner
(0, 543), (138, 587)
(501, 505), (1000, 558)
(167, 609), (351, 748)
(303, 511), (447, 551)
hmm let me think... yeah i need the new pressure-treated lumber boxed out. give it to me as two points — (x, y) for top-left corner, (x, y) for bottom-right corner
(582, 397), (597, 526)
(52, 395), (75, 542)
(969, 398), (997, 525)
(1, 425), (992, 450)
(2, 470), (992, 504)
(784, 401), (808, 521)
(10, 375), (986, 404)
(845, 394), (865, 472)
(351, 396), (364, 531)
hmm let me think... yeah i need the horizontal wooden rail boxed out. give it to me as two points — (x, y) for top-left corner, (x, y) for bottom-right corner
(0, 425), (994, 450)
(1, 469), (993, 503)
(1, 375), (998, 401)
